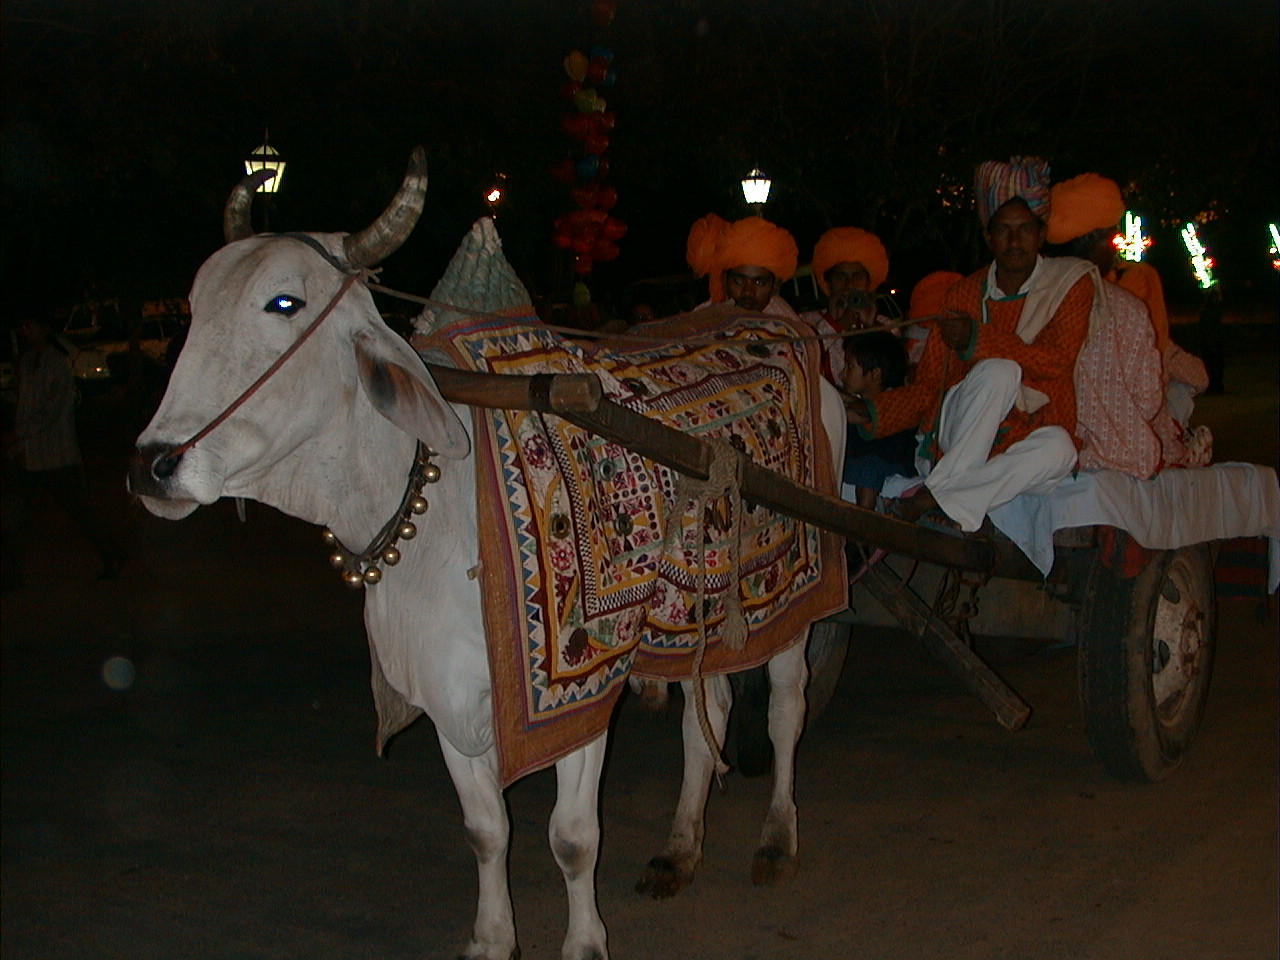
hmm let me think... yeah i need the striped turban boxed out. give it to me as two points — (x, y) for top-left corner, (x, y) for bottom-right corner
(811, 227), (890, 293)
(689, 215), (798, 302)
(974, 156), (1052, 227)
(1046, 173), (1126, 245)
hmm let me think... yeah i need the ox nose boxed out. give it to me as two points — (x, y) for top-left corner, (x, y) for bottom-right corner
(128, 443), (183, 496)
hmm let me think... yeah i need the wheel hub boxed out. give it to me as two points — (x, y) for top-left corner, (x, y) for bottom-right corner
(1151, 565), (1204, 719)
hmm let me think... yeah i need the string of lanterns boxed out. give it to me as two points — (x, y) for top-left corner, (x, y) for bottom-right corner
(550, 0), (627, 308)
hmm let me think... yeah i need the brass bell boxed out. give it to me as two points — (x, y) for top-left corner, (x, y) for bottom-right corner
(423, 463), (442, 483)
(397, 521), (418, 540)
(321, 528), (337, 545)
(362, 566), (383, 585)
(382, 546), (401, 566)
(409, 495), (429, 515)
(329, 551), (348, 568)
(343, 570), (365, 589)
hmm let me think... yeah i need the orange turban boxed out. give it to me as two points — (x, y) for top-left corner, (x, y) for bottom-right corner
(688, 215), (798, 302)
(908, 270), (964, 320)
(686, 213), (729, 279)
(811, 227), (890, 293)
(1046, 173), (1126, 244)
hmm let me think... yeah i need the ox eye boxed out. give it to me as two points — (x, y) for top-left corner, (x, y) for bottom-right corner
(265, 295), (305, 316)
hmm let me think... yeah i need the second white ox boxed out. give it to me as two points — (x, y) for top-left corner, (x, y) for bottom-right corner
(129, 149), (846, 960)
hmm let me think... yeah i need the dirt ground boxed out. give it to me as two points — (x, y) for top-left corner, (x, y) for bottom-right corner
(2, 328), (1276, 960)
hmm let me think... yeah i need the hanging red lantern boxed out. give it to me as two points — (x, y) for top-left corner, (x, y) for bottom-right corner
(592, 238), (621, 263)
(601, 216), (628, 240)
(586, 57), (610, 85)
(596, 185), (618, 211)
(583, 132), (610, 156)
(550, 159), (578, 185)
(560, 113), (591, 140)
(571, 184), (600, 209)
(590, 0), (616, 29)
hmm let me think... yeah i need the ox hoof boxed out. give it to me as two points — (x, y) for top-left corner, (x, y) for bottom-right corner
(635, 855), (693, 899)
(751, 845), (797, 886)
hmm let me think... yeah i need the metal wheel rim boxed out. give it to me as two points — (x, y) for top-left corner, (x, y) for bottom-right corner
(1150, 558), (1205, 722)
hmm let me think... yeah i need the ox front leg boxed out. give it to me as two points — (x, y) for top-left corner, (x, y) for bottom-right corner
(550, 736), (610, 960)
(753, 640), (807, 886)
(437, 736), (518, 960)
(636, 672), (732, 899)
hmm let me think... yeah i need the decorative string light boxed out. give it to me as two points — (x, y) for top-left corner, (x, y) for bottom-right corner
(1268, 223), (1279, 271)
(1114, 211), (1151, 262)
(1180, 222), (1217, 289)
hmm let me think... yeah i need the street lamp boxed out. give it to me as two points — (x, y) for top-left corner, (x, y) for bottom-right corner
(741, 167), (772, 205)
(244, 137), (286, 194)
(485, 173), (507, 217)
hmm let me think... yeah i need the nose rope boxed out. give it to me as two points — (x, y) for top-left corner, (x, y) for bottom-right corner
(165, 273), (360, 461)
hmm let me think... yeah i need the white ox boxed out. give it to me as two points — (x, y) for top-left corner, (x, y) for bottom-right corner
(129, 150), (846, 960)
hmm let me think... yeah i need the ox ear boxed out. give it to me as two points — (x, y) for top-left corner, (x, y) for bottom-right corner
(353, 327), (470, 459)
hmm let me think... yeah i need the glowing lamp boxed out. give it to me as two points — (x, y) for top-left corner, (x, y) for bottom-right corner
(485, 173), (508, 215)
(1268, 223), (1279, 271)
(1180, 222), (1216, 289)
(741, 168), (771, 205)
(1115, 211), (1151, 263)
(244, 140), (285, 194)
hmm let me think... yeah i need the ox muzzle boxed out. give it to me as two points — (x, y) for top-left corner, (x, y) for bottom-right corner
(127, 443), (184, 499)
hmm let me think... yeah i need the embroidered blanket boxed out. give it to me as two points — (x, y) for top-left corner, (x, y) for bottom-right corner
(421, 305), (844, 786)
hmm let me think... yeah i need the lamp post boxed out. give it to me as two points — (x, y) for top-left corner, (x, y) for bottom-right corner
(244, 134), (286, 230)
(741, 167), (772, 207)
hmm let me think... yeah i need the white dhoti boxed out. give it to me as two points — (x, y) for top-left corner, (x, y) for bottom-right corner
(925, 358), (1077, 532)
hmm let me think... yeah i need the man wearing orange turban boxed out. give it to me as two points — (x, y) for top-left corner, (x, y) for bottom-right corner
(1048, 173), (1211, 473)
(846, 175), (1096, 533)
(800, 227), (892, 383)
(686, 214), (800, 319)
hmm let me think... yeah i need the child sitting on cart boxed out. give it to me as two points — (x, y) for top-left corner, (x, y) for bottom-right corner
(841, 329), (917, 509)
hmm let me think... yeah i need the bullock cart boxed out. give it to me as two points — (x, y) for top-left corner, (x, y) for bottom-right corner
(426, 361), (1277, 784)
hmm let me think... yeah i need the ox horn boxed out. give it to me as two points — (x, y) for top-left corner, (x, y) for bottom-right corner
(222, 169), (275, 243)
(342, 146), (429, 268)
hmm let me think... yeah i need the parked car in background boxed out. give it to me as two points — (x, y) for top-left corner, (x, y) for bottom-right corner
(58, 297), (188, 397)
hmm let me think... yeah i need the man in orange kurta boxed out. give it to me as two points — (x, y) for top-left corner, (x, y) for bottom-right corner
(847, 173), (1093, 532)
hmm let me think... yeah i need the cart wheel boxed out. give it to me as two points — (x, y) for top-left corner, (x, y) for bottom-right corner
(805, 617), (851, 726)
(1077, 543), (1216, 782)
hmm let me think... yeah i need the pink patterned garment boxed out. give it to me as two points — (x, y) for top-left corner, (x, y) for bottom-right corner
(1075, 283), (1164, 477)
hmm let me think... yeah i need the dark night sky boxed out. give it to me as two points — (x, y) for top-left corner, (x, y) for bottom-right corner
(2, 0), (1277, 320)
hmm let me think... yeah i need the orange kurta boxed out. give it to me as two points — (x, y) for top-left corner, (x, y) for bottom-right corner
(866, 266), (1093, 460)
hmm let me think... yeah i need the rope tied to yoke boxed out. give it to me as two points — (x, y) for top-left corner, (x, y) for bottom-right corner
(664, 438), (749, 777)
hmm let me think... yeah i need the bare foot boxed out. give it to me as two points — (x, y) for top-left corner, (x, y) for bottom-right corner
(892, 486), (939, 523)
(855, 486), (877, 510)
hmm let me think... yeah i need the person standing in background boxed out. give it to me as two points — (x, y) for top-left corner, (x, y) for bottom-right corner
(2, 316), (122, 587)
